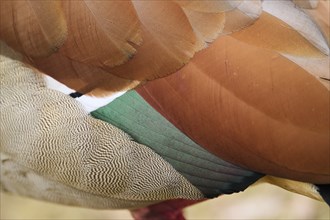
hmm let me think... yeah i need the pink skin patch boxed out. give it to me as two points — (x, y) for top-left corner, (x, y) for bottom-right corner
(130, 199), (207, 220)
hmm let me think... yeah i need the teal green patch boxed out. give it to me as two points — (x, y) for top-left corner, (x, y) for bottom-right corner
(91, 91), (262, 197)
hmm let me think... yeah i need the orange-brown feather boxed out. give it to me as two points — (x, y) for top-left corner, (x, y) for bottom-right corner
(1, 1), (329, 183)
(137, 36), (330, 184)
(60, 0), (141, 69)
(0, 0), (67, 57)
(0, 0), (263, 95)
(231, 12), (325, 57)
(32, 51), (140, 96)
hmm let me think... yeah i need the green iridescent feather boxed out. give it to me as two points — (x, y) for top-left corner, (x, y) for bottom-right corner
(91, 90), (262, 197)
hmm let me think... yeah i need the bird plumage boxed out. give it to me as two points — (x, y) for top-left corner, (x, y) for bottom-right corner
(0, 0), (329, 219)
(137, 34), (329, 183)
(0, 48), (203, 208)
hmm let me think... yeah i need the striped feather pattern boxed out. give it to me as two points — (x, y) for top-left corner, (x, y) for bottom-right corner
(0, 49), (204, 208)
(0, 0), (329, 214)
(92, 91), (263, 198)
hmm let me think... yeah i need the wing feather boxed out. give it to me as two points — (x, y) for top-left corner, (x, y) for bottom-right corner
(60, 0), (141, 68)
(137, 36), (330, 183)
(0, 0), (67, 57)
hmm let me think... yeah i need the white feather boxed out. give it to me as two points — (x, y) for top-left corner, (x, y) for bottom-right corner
(43, 75), (126, 112)
(76, 91), (126, 113)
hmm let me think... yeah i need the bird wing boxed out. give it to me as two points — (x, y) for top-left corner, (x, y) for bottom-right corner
(0, 47), (204, 208)
(0, 0), (329, 186)
(0, 0), (262, 94)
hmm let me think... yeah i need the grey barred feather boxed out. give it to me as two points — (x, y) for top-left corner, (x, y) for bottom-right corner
(1, 153), (156, 209)
(0, 0), (328, 214)
(0, 45), (203, 209)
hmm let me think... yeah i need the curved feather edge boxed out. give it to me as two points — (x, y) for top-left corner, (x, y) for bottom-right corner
(0, 1), (67, 57)
(263, 0), (329, 55)
(92, 91), (263, 198)
(293, 0), (319, 9)
(137, 36), (330, 184)
(0, 44), (204, 208)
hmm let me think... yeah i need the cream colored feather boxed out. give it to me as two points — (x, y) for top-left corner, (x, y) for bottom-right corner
(0, 0), (329, 216)
(0, 42), (203, 209)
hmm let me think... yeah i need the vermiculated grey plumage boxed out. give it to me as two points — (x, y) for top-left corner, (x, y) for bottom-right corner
(0, 43), (203, 209)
